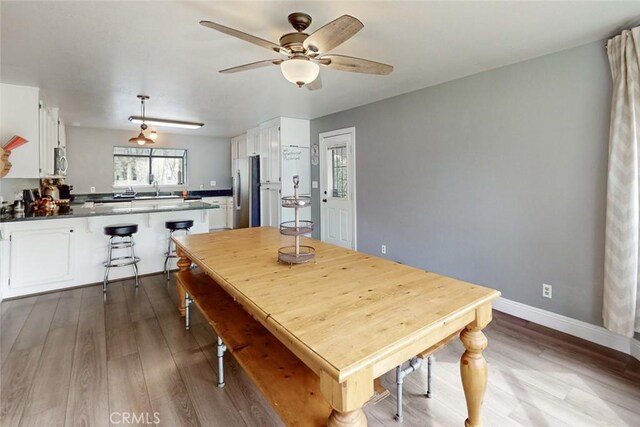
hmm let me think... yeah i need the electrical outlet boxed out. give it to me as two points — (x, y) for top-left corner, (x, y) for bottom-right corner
(90, 186), (95, 193)
(199, 184), (204, 190)
(381, 245), (387, 254)
(210, 180), (216, 187)
(312, 181), (318, 189)
(542, 283), (552, 299)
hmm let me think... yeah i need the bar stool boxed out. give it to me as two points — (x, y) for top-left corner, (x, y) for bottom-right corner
(103, 223), (140, 293)
(164, 219), (194, 281)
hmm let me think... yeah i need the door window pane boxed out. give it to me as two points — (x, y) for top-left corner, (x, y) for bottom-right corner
(329, 145), (348, 199)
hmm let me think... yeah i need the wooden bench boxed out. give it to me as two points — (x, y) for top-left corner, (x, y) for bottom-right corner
(176, 269), (333, 426)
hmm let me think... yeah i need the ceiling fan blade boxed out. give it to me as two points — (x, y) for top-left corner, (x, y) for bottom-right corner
(219, 59), (283, 74)
(319, 54), (393, 75)
(200, 20), (286, 54)
(303, 15), (363, 54)
(306, 75), (322, 91)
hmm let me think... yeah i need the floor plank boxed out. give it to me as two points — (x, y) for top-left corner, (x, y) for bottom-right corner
(21, 326), (77, 425)
(107, 353), (153, 427)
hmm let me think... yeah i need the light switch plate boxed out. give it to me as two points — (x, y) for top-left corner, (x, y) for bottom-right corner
(210, 180), (216, 187)
(312, 181), (318, 189)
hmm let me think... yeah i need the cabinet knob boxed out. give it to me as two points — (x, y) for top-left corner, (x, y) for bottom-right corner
(322, 199), (327, 203)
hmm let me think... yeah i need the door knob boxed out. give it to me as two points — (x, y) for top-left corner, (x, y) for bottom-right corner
(322, 199), (327, 203)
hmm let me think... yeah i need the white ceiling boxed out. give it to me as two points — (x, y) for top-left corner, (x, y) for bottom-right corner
(2, 1), (639, 138)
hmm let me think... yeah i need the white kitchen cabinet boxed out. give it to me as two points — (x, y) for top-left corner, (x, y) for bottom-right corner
(260, 185), (280, 227)
(246, 127), (259, 157)
(0, 84), (41, 178)
(202, 197), (230, 229)
(9, 226), (75, 289)
(39, 106), (59, 176)
(58, 117), (66, 149)
(0, 208), (211, 299)
(268, 124), (280, 183)
(225, 197), (234, 228)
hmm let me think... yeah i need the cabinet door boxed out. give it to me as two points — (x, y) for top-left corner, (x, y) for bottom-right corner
(10, 227), (74, 288)
(58, 118), (66, 149)
(269, 187), (280, 227)
(269, 125), (281, 183)
(0, 84), (40, 178)
(246, 128), (259, 157)
(259, 127), (270, 182)
(226, 197), (234, 228)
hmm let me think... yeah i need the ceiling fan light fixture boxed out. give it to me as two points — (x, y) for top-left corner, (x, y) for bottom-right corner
(280, 57), (319, 87)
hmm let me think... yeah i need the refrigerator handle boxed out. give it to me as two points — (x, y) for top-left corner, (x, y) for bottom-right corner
(236, 170), (241, 210)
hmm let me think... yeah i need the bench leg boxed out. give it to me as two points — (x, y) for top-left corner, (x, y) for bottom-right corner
(426, 355), (433, 398)
(176, 248), (191, 317)
(217, 336), (227, 388)
(184, 293), (191, 331)
(395, 365), (404, 422)
(328, 409), (367, 427)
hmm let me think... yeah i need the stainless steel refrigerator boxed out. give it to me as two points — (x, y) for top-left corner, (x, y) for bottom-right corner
(233, 156), (261, 228)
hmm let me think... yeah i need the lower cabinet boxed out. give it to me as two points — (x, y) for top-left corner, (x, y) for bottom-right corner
(0, 209), (211, 299)
(260, 186), (281, 227)
(9, 227), (75, 289)
(202, 197), (232, 229)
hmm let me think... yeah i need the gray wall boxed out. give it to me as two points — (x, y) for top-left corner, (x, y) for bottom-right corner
(310, 40), (610, 327)
(66, 127), (231, 193)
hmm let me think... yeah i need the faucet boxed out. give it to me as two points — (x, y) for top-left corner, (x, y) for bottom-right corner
(153, 180), (160, 196)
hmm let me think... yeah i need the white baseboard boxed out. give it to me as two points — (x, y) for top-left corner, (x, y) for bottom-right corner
(493, 297), (639, 362)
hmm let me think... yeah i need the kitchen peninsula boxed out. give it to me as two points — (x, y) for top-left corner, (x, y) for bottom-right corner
(0, 198), (216, 299)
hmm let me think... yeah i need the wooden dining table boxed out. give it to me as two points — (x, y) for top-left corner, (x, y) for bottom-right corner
(173, 227), (500, 427)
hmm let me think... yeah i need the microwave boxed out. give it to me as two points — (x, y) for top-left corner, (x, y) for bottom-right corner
(54, 147), (68, 176)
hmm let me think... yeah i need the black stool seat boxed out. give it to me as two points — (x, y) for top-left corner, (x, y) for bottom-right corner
(166, 219), (194, 230)
(104, 223), (138, 236)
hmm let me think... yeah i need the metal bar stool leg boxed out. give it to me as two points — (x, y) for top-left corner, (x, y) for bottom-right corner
(103, 236), (114, 293)
(129, 236), (139, 288)
(217, 336), (227, 388)
(164, 230), (174, 282)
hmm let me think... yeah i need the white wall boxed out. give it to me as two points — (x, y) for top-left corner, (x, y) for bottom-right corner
(65, 127), (231, 193)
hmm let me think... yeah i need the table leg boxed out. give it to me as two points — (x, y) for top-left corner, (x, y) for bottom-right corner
(459, 325), (488, 427)
(328, 409), (367, 427)
(176, 246), (191, 317)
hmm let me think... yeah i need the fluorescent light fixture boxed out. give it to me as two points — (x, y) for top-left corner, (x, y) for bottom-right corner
(129, 116), (204, 129)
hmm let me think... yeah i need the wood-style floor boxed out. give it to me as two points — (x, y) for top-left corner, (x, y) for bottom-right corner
(1, 274), (639, 426)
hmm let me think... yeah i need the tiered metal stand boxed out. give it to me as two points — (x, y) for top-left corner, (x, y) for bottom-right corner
(278, 176), (316, 265)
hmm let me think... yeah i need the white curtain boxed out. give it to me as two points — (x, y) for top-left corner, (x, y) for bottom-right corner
(603, 27), (640, 338)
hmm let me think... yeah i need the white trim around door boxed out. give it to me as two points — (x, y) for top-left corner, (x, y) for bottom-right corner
(319, 127), (357, 250)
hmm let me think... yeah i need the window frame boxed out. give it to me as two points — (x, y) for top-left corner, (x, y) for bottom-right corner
(112, 146), (188, 188)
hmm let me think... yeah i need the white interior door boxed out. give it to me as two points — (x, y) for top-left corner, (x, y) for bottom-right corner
(320, 128), (356, 249)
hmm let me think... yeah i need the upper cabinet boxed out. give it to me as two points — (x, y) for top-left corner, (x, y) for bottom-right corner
(1, 84), (40, 178)
(0, 83), (67, 178)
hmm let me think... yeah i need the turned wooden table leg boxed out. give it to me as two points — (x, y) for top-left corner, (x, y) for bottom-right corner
(459, 325), (488, 427)
(176, 246), (191, 317)
(328, 409), (367, 427)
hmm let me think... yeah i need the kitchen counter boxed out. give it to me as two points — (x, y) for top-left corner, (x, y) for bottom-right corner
(0, 200), (217, 223)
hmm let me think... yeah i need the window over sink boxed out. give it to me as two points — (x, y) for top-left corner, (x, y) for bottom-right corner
(113, 146), (188, 186)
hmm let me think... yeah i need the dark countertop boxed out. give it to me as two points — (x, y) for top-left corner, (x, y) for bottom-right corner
(0, 201), (218, 223)
(73, 189), (233, 204)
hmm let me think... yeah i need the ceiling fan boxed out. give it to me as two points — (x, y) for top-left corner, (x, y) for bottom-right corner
(200, 12), (393, 90)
